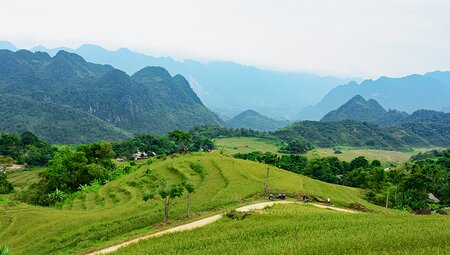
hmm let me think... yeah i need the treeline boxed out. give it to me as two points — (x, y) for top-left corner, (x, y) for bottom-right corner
(0, 131), (56, 166)
(112, 130), (215, 159)
(234, 150), (450, 210)
(189, 125), (274, 139)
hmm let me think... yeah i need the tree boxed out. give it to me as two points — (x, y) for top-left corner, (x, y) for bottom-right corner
(0, 155), (14, 194)
(184, 182), (196, 217)
(279, 138), (313, 154)
(168, 130), (192, 153)
(159, 184), (185, 223)
(350, 156), (369, 170)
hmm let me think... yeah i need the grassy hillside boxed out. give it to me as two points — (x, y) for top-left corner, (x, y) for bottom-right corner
(1, 153), (376, 255)
(111, 203), (450, 255)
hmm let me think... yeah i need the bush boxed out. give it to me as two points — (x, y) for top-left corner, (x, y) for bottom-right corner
(0, 172), (13, 194)
(225, 210), (251, 220)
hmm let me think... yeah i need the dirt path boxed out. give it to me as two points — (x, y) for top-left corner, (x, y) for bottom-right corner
(85, 201), (356, 255)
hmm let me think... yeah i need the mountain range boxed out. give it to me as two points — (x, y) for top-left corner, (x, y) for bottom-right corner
(0, 41), (355, 119)
(297, 72), (450, 120)
(0, 49), (223, 143)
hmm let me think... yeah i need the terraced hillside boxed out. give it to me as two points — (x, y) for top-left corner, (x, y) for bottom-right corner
(111, 203), (450, 255)
(1, 153), (377, 255)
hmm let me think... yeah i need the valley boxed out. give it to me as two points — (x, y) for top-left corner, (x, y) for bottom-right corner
(1, 9), (450, 254)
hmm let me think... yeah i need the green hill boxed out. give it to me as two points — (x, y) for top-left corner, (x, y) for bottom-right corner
(0, 49), (224, 143)
(275, 120), (407, 150)
(321, 95), (390, 122)
(320, 96), (450, 147)
(0, 94), (131, 144)
(228, 110), (290, 131)
(1, 153), (377, 255)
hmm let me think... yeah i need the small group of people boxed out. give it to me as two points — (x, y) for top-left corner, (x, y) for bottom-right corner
(268, 193), (286, 200)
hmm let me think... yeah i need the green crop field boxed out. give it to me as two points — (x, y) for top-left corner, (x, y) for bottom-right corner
(306, 147), (445, 165)
(111, 203), (450, 255)
(214, 137), (281, 155)
(215, 137), (442, 165)
(0, 153), (376, 255)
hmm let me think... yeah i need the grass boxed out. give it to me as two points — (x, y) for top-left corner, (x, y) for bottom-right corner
(0, 153), (377, 255)
(111, 203), (450, 255)
(214, 137), (281, 156)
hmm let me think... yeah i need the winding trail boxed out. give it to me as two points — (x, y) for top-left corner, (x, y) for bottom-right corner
(84, 201), (357, 255)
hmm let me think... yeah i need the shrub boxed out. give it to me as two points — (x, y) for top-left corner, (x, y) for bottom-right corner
(225, 210), (251, 220)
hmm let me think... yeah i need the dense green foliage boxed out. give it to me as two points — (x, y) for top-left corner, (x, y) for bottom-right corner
(278, 138), (314, 154)
(189, 125), (274, 139)
(24, 143), (116, 205)
(0, 50), (223, 144)
(0, 156), (14, 194)
(0, 172), (13, 194)
(234, 149), (450, 210)
(320, 96), (450, 147)
(112, 131), (215, 159)
(0, 94), (132, 144)
(0, 131), (56, 166)
(227, 109), (289, 131)
(275, 120), (407, 150)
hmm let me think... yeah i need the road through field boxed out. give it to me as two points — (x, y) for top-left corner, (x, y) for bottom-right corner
(85, 201), (357, 255)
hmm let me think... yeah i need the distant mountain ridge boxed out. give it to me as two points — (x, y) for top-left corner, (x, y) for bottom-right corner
(1, 41), (356, 119)
(297, 72), (450, 120)
(0, 49), (223, 143)
(227, 110), (290, 131)
(320, 96), (450, 147)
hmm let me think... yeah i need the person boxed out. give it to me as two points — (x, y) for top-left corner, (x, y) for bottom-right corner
(327, 197), (331, 205)
(303, 196), (308, 203)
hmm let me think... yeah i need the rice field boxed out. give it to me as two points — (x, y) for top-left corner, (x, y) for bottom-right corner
(306, 148), (444, 165)
(215, 136), (442, 164)
(111, 203), (450, 255)
(0, 153), (376, 255)
(214, 137), (281, 155)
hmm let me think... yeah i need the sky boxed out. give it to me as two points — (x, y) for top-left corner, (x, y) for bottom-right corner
(1, 0), (450, 79)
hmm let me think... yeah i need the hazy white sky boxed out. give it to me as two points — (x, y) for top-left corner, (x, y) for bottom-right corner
(1, 0), (450, 78)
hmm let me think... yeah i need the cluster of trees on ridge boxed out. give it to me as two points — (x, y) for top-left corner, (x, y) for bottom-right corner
(234, 150), (450, 210)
